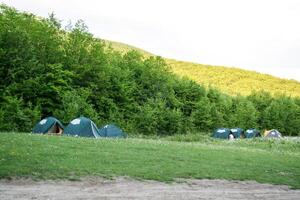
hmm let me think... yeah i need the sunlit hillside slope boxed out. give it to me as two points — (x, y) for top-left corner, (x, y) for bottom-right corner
(106, 40), (300, 97)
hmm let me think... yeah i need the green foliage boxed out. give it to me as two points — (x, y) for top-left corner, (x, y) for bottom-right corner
(168, 60), (300, 97)
(246, 91), (274, 129)
(105, 41), (300, 97)
(54, 89), (99, 124)
(229, 97), (258, 129)
(191, 97), (213, 131)
(1, 4), (300, 136)
(262, 96), (300, 136)
(0, 96), (40, 132)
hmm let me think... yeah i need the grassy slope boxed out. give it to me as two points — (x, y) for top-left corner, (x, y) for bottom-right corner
(1, 133), (299, 188)
(105, 40), (300, 97)
(104, 40), (153, 56)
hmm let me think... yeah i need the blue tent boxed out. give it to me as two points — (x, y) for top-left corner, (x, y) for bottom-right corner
(212, 128), (232, 139)
(230, 128), (245, 139)
(64, 117), (100, 138)
(245, 128), (261, 138)
(99, 124), (126, 138)
(32, 117), (64, 135)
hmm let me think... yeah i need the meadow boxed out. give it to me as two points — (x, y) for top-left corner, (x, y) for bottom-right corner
(1, 132), (299, 188)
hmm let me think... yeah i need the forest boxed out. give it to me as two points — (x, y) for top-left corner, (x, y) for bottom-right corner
(0, 4), (300, 136)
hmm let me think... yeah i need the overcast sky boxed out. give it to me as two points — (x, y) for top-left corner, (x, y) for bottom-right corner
(2, 0), (300, 81)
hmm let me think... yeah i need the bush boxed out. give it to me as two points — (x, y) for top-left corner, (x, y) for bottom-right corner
(54, 89), (99, 124)
(0, 96), (40, 132)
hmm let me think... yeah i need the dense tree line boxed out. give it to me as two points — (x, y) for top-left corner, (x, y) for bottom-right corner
(0, 5), (299, 136)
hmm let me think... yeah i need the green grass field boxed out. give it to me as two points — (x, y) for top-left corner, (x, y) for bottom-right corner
(1, 132), (299, 188)
(105, 40), (300, 97)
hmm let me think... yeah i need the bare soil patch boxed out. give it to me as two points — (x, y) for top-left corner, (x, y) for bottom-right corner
(1, 177), (299, 200)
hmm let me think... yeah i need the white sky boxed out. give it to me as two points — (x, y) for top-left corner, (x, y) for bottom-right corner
(2, 0), (300, 81)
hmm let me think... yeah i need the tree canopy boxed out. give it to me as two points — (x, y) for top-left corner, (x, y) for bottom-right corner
(0, 4), (299, 136)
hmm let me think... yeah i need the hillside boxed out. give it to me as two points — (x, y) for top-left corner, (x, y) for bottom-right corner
(106, 40), (300, 97)
(104, 40), (153, 56)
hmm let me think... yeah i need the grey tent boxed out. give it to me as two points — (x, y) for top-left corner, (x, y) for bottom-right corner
(32, 117), (64, 135)
(64, 117), (100, 138)
(99, 124), (127, 138)
(264, 129), (282, 138)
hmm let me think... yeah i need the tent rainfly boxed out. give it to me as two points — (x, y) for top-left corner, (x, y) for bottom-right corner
(64, 117), (100, 138)
(32, 117), (64, 135)
(264, 129), (282, 138)
(212, 128), (232, 139)
(230, 128), (245, 139)
(245, 128), (261, 138)
(98, 124), (127, 138)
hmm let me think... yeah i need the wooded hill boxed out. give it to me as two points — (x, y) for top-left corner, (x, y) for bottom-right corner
(0, 4), (300, 136)
(106, 40), (300, 97)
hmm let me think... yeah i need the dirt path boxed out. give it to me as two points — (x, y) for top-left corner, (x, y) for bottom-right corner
(1, 177), (299, 200)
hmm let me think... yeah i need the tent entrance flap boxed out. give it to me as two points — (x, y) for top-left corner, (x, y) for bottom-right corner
(47, 123), (63, 135)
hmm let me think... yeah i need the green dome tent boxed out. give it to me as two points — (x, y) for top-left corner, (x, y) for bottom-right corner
(212, 128), (232, 139)
(264, 129), (282, 138)
(245, 128), (261, 138)
(64, 117), (100, 138)
(230, 128), (245, 139)
(32, 117), (64, 135)
(98, 124), (127, 138)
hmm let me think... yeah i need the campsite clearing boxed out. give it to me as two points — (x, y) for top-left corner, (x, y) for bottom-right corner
(0, 132), (299, 188)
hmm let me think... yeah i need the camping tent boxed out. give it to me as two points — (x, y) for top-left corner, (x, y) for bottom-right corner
(212, 128), (232, 139)
(98, 124), (127, 138)
(264, 129), (282, 138)
(32, 117), (64, 135)
(245, 128), (261, 138)
(230, 128), (245, 139)
(64, 117), (100, 138)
